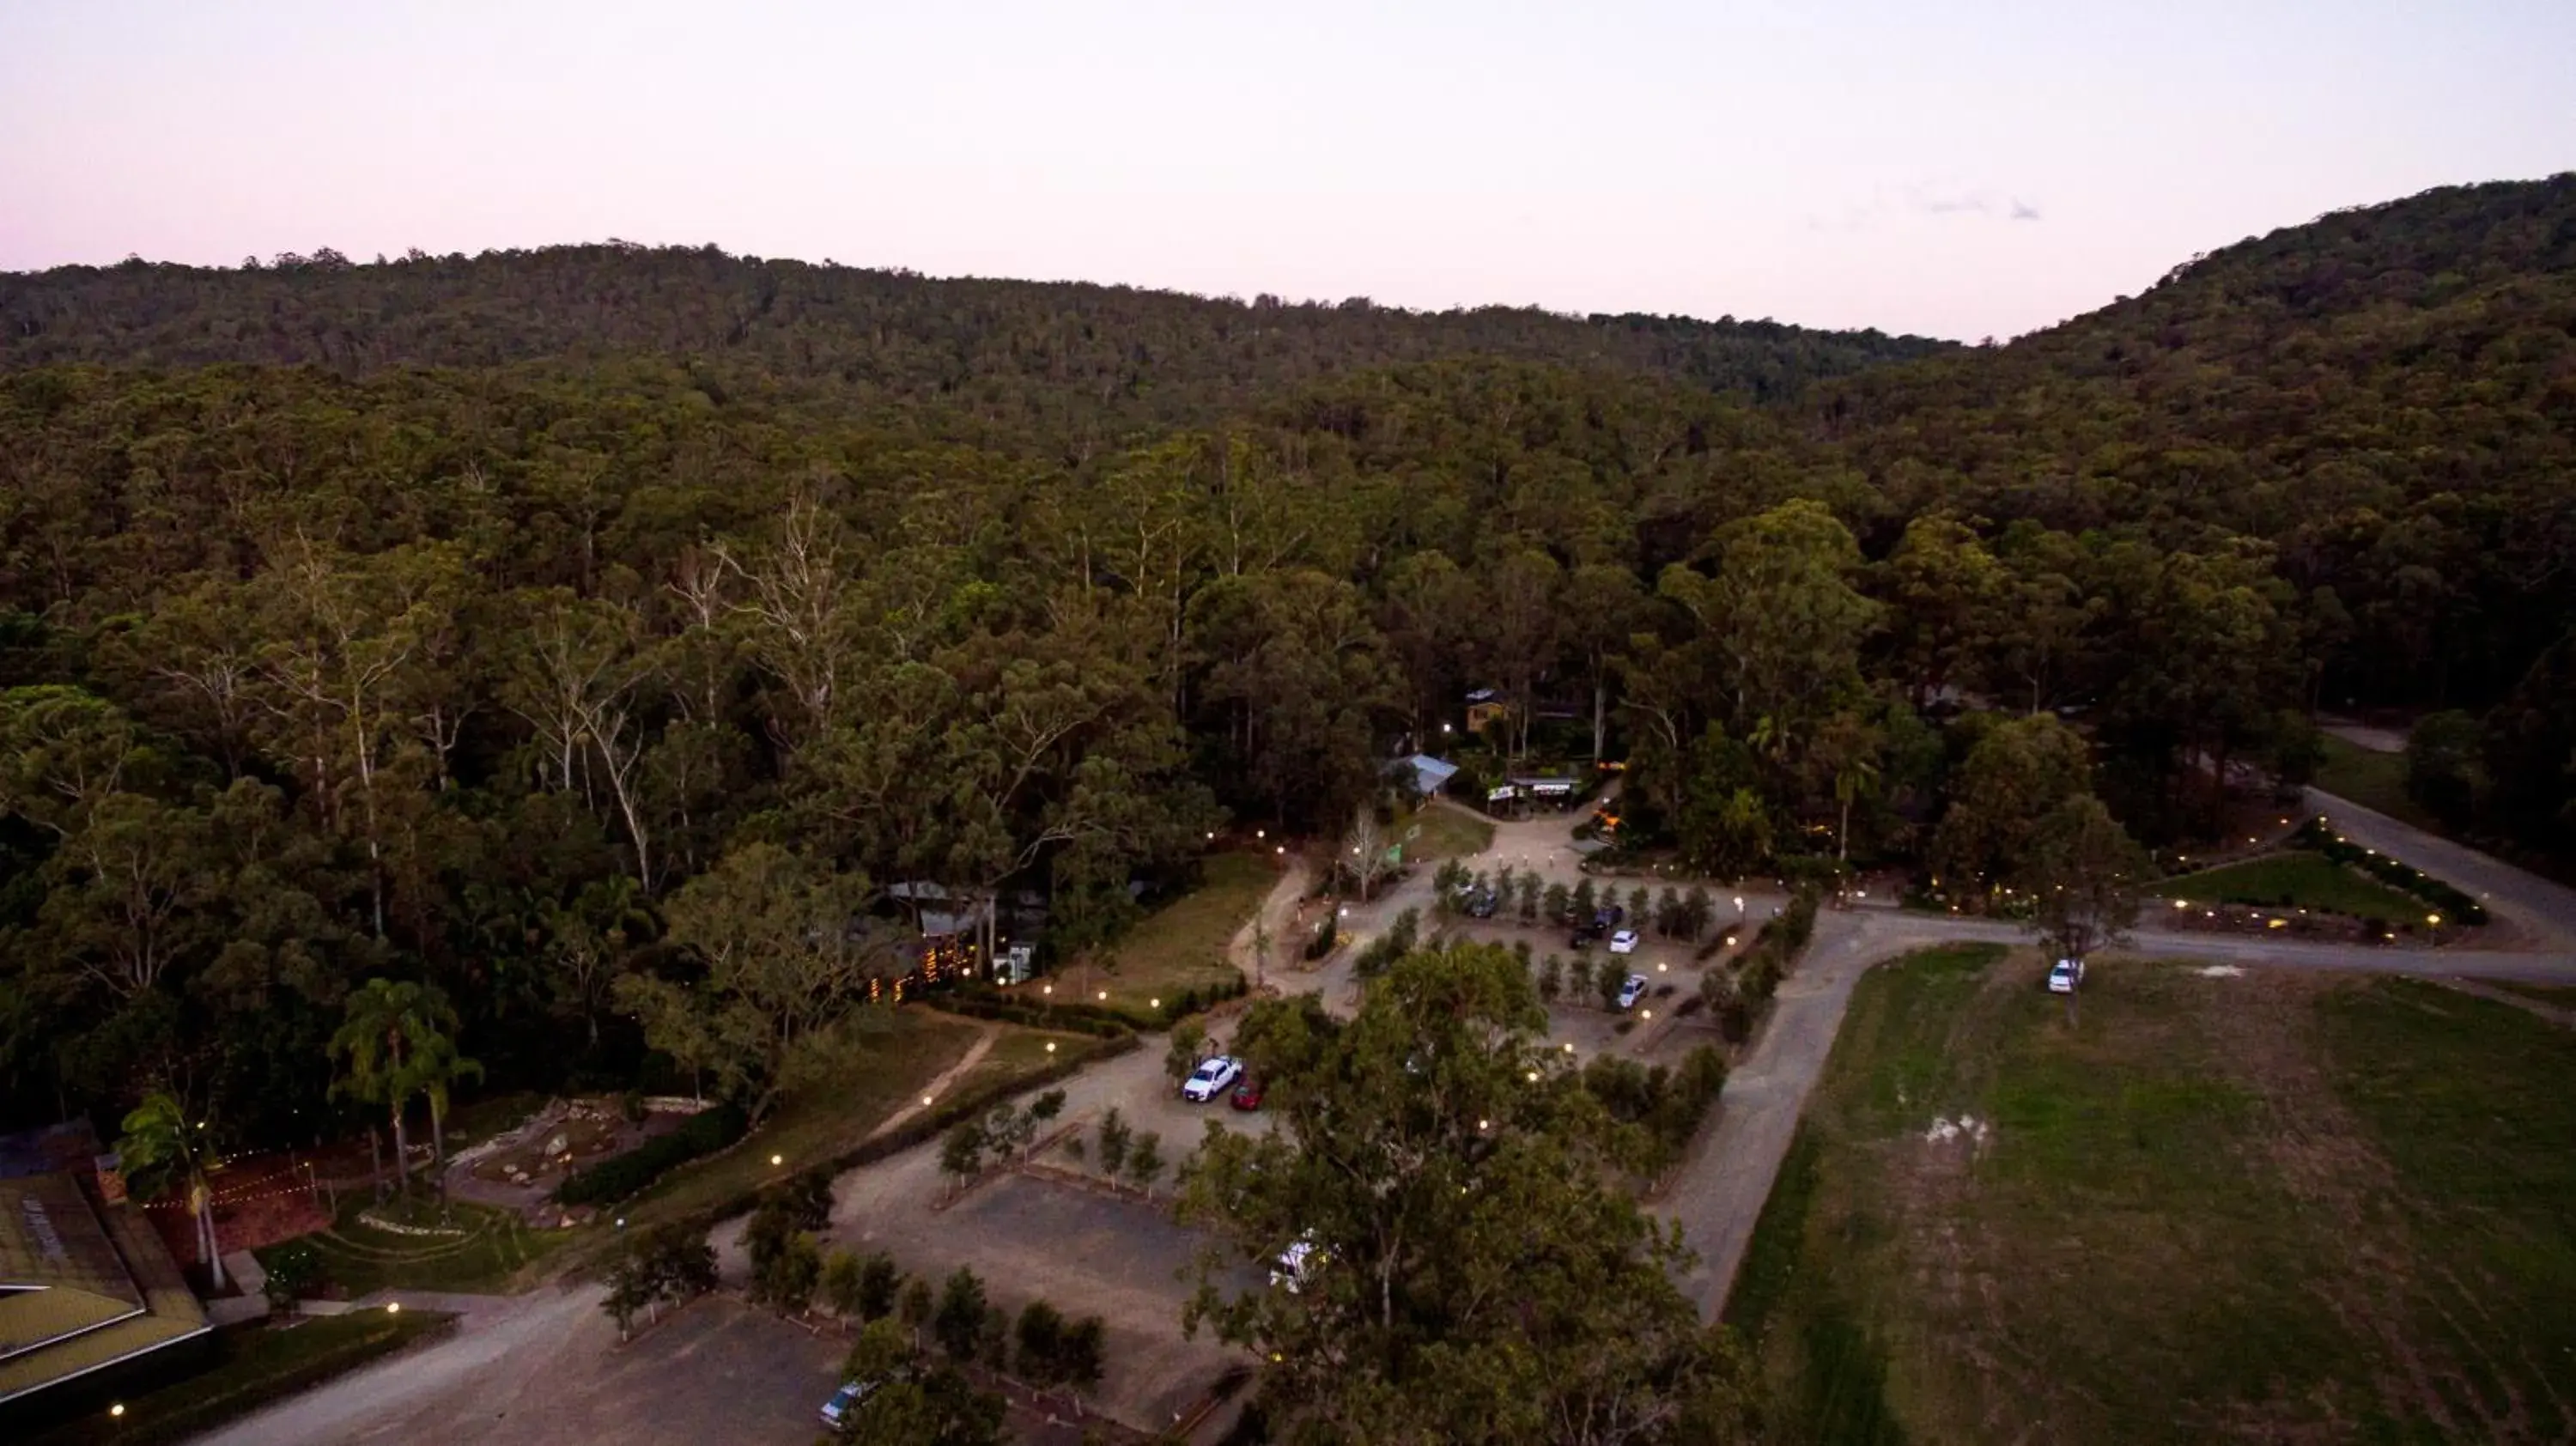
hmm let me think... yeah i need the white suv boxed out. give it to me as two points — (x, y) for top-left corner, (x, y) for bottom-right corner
(1608, 929), (1640, 955)
(1182, 1054), (1244, 1102)
(1615, 974), (1649, 1010)
(2047, 957), (2085, 993)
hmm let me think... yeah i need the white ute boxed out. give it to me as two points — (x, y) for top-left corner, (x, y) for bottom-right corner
(1182, 1054), (1244, 1102)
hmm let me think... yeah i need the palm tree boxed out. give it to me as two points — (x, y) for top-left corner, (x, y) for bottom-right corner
(404, 1033), (484, 1205)
(330, 978), (462, 1200)
(117, 1091), (226, 1291)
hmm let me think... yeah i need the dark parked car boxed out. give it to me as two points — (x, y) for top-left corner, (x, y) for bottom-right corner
(1466, 890), (1500, 919)
(1593, 906), (1625, 930)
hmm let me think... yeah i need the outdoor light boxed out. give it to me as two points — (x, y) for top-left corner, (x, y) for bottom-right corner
(1097, 990), (1109, 1000)
(1046, 1042), (1056, 1054)
(1276, 846), (1285, 854)
(1256, 829), (1265, 839)
(923, 1095), (934, 1106)
(1042, 984), (1052, 994)
(1563, 1042), (1575, 1053)
(387, 1302), (401, 1315)
(615, 1217), (626, 1228)
(1478, 1119), (1489, 1131)
(1724, 936), (1736, 947)
(1525, 1071), (1540, 1083)
(2427, 914), (2441, 927)
(769, 1154), (783, 1167)
(1641, 1009), (1653, 1020)
(1150, 998), (1161, 1009)
(111, 1405), (125, 1419)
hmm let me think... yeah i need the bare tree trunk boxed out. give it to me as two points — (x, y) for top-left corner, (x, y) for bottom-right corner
(390, 1103), (414, 1197)
(200, 1195), (228, 1291)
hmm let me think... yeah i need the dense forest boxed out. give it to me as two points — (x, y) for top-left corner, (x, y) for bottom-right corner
(0, 174), (2569, 1151)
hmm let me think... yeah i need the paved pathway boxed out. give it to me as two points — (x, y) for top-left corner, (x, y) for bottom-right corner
(2306, 787), (2576, 950)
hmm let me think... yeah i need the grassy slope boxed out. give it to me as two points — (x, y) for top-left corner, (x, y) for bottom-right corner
(1400, 805), (1495, 862)
(2313, 733), (2439, 829)
(1091, 852), (1276, 1009)
(264, 1198), (572, 1297)
(1730, 948), (2576, 1443)
(2161, 850), (2426, 919)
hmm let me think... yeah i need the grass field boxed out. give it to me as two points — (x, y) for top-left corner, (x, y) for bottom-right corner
(2161, 849), (2426, 920)
(26, 1310), (453, 1446)
(1400, 805), (1494, 861)
(1088, 851), (1275, 1012)
(1728, 946), (2576, 1444)
(260, 1195), (572, 1297)
(2486, 979), (2576, 1010)
(2313, 733), (2438, 829)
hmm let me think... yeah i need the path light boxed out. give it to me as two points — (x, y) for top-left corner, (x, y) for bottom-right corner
(1641, 1009), (1653, 1020)
(2427, 914), (2441, 927)
(387, 1302), (401, 1315)
(1256, 829), (1265, 839)
(1657, 963), (1668, 972)
(1478, 1119), (1489, 1132)
(2173, 899), (2188, 908)
(1563, 1042), (1575, 1054)
(1525, 1070), (1540, 1083)
(1724, 936), (1736, 947)
(1042, 984), (1052, 995)
(922, 1095), (934, 1106)
(1150, 998), (1161, 1010)
(769, 1154), (783, 1167)
(110, 1405), (125, 1419)
(1097, 990), (1109, 1001)
(1045, 1042), (1056, 1054)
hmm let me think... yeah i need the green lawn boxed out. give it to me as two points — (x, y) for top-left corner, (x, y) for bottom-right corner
(259, 1195), (572, 1297)
(2161, 849), (2426, 920)
(26, 1310), (453, 1446)
(2313, 732), (2437, 829)
(1399, 805), (1494, 862)
(617, 1008), (987, 1229)
(1729, 947), (2576, 1444)
(1087, 851), (1276, 1013)
(2485, 979), (2576, 1010)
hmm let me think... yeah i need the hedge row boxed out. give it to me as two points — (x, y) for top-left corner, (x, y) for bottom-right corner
(2293, 819), (2489, 925)
(1735, 890), (1820, 1010)
(933, 992), (1133, 1037)
(554, 1102), (747, 1207)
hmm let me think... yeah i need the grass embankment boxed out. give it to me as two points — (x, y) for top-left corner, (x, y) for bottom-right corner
(616, 1009), (986, 1228)
(1400, 805), (1495, 861)
(2485, 979), (2576, 1010)
(1084, 852), (1275, 1017)
(25, 1310), (453, 1446)
(261, 1195), (571, 1297)
(1728, 947), (2576, 1443)
(2312, 733), (2433, 827)
(2161, 850), (2426, 919)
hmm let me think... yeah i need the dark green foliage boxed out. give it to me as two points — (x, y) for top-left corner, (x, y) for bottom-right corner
(1350, 907), (1421, 978)
(554, 1103), (746, 1206)
(932, 1267), (989, 1361)
(2293, 818), (2487, 923)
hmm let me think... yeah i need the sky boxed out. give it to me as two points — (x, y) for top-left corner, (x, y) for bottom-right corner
(3, 1), (2571, 341)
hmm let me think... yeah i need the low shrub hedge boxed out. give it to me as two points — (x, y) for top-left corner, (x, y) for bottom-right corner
(555, 1102), (748, 1207)
(2292, 818), (2488, 925)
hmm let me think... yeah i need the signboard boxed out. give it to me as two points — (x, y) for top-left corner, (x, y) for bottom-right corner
(1486, 785), (1519, 803)
(999, 942), (1036, 984)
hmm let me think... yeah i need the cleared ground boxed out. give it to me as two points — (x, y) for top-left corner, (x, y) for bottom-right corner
(2162, 848), (2427, 920)
(1728, 946), (2576, 1445)
(2314, 732), (2431, 828)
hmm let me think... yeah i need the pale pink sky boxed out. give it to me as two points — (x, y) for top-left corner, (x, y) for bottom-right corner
(3, 0), (2570, 340)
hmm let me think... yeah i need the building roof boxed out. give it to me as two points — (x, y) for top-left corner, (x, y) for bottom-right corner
(1394, 754), (1460, 794)
(0, 1127), (209, 1405)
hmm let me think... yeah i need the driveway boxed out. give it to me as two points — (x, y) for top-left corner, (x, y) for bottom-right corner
(2306, 787), (2576, 950)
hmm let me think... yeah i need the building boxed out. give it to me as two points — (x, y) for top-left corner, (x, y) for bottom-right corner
(1463, 688), (1511, 738)
(0, 1121), (210, 1408)
(1393, 753), (1460, 799)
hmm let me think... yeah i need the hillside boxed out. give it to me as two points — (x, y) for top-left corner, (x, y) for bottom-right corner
(1804, 173), (2576, 710)
(0, 244), (1951, 444)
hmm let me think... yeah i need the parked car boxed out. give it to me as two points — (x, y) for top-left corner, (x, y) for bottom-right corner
(1182, 1054), (1245, 1102)
(1230, 1078), (1264, 1111)
(1568, 931), (1595, 951)
(1615, 974), (1649, 1010)
(820, 1378), (888, 1429)
(1608, 928), (1640, 954)
(1272, 1233), (1326, 1293)
(1465, 890), (1500, 919)
(2046, 957), (2085, 994)
(1594, 906), (1625, 929)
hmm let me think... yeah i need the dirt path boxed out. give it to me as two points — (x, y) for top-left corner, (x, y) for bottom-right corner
(1226, 858), (1313, 982)
(2320, 718), (2409, 755)
(2432, 977), (2576, 1028)
(862, 1024), (999, 1142)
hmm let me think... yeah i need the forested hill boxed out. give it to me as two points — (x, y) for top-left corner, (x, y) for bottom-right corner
(1800, 173), (2576, 705)
(0, 243), (1951, 437)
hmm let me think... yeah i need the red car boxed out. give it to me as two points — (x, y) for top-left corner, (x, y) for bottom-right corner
(1230, 1079), (1263, 1111)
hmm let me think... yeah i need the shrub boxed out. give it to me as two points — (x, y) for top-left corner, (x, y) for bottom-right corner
(857, 1250), (902, 1321)
(1304, 911), (1339, 960)
(2293, 818), (2487, 924)
(1016, 1299), (1067, 1382)
(556, 1102), (748, 1206)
